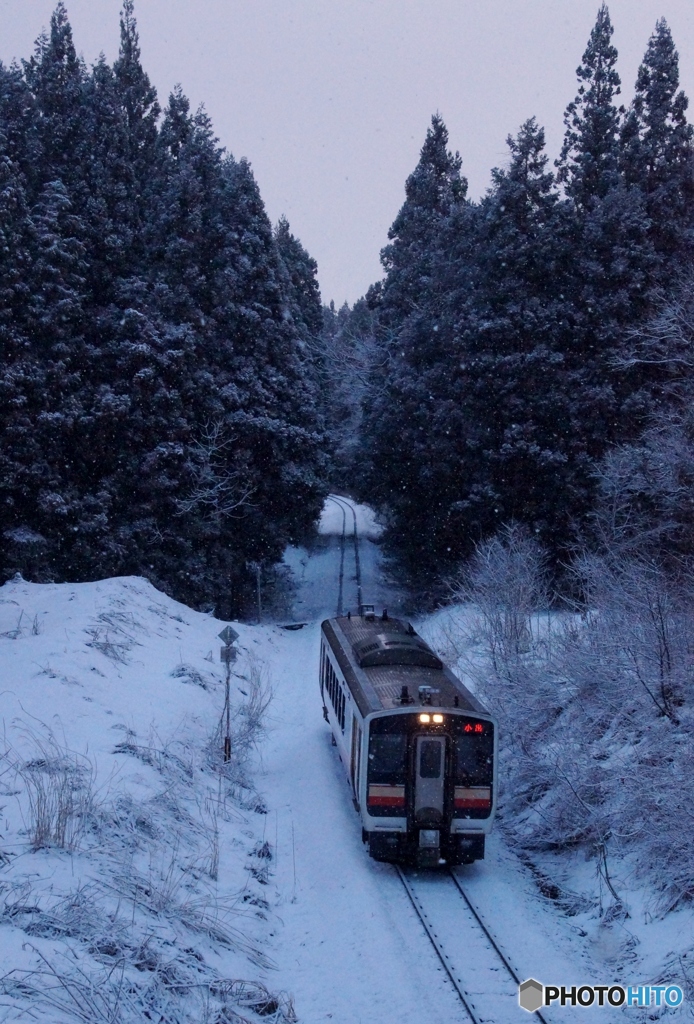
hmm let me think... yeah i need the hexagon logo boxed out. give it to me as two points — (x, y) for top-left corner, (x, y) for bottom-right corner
(519, 978), (544, 1013)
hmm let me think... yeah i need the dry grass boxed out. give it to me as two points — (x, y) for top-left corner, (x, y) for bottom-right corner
(14, 732), (98, 852)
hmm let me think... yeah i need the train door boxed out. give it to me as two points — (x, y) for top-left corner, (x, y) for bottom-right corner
(414, 735), (445, 825)
(350, 715), (362, 802)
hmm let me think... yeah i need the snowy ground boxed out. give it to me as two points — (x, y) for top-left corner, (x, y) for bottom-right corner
(0, 575), (292, 1023)
(0, 498), (688, 1022)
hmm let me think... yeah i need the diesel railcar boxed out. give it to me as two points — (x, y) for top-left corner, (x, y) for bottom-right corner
(320, 605), (497, 868)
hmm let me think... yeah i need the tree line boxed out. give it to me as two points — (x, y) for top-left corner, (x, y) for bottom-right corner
(355, 5), (694, 592)
(0, 2), (327, 615)
(3, 2), (693, 615)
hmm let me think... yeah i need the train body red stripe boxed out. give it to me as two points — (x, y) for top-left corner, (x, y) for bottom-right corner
(368, 784), (405, 808)
(454, 786), (491, 809)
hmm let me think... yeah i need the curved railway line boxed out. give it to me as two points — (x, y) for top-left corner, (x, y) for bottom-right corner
(326, 494), (362, 614)
(324, 496), (545, 1023)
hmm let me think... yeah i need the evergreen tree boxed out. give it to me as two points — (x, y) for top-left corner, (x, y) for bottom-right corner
(454, 119), (577, 544)
(377, 114), (466, 335)
(113, 0), (159, 160)
(558, 4), (621, 209)
(621, 19), (694, 260)
(0, 62), (39, 192)
(23, 3), (87, 196)
(112, 0), (160, 276)
(79, 55), (133, 301)
(275, 216), (323, 338)
(557, 7), (656, 465)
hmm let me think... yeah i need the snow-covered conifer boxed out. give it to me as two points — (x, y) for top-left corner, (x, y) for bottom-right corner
(557, 4), (621, 209)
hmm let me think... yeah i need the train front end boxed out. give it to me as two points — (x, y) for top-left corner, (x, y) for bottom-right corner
(363, 707), (496, 867)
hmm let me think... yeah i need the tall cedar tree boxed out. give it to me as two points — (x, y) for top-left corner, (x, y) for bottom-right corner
(621, 19), (694, 263)
(558, 3), (621, 208)
(375, 114), (466, 336)
(23, 3), (86, 200)
(557, 5), (655, 496)
(452, 119), (579, 550)
(359, 115), (469, 580)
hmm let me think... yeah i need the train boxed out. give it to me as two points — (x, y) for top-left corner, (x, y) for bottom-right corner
(320, 604), (497, 868)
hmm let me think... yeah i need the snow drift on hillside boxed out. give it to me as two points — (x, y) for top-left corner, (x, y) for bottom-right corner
(0, 574), (294, 1024)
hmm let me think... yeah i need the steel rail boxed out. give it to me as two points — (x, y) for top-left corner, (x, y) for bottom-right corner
(395, 866), (479, 1023)
(326, 495), (347, 616)
(447, 869), (552, 1024)
(328, 495), (362, 611)
(397, 866), (552, 1024)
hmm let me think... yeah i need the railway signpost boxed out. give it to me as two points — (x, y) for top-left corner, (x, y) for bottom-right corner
(219, 626), (239, 762)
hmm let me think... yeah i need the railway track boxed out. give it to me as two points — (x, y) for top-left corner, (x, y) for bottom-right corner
(397, 866), (551, 1024)
(327, 495), (362, 612)
(327, 495), (347, 615)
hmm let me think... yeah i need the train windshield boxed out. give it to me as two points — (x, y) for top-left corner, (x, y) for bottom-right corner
(365, 713), (494, 819)
(455, 732), (493, 784)
(367, 716), (408, 816)
(454, 721), (494, 818)
(369, 734), (408, 783)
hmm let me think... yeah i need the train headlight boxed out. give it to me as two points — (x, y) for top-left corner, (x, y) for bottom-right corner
(419, 713), (431, 723)
(433, 714), (444, 724)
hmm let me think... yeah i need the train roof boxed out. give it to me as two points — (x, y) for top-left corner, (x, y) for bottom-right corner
(321, 613), (488, 718)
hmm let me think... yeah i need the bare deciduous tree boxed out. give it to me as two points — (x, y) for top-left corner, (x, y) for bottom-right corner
(176, 422), (255, 523)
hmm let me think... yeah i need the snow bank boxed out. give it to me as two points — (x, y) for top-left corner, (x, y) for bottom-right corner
(430, 526), (694, 1014)
(0, 574), (295, 1023)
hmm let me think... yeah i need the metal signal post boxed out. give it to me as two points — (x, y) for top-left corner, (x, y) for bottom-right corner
(219, 626), (239, 762)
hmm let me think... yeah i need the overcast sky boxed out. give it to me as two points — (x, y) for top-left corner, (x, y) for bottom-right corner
(1, 1), (694, 305)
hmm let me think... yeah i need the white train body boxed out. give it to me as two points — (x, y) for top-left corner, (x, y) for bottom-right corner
(320, 607), (497, 867)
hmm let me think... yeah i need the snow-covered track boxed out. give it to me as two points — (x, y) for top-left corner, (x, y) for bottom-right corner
(327, 495), (347, 615)
(327, 494), (363, 610)
(397, 866), (549, 1023)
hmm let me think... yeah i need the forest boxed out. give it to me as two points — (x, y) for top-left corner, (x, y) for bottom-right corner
(0, 1), (327, 616)
(2, 2), (694, 622)
(354, 5), (694, 592)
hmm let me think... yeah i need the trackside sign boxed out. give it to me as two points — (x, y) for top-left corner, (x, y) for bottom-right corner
(519, 978), (684, 1011)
